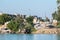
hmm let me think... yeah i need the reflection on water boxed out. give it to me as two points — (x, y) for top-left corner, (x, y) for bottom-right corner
(0, 34), (59, 40)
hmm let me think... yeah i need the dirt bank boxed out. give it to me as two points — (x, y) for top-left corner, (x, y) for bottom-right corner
(32, 28), (60, 34)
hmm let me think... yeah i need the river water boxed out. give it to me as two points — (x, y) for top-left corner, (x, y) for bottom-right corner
(0, 34), (60, 40)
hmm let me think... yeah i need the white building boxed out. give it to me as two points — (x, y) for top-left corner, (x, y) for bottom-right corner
(33, 16), (53, 30)
(33, 16), (37, 24)
(33, 17), (41, 30)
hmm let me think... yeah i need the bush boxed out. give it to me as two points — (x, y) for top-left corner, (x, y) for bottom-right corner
(24, 23), (36, 34)
(0, 14), (15, 25)
(57, 24), (60, 28)
(7, 20), (20, 33)
(57, 21), (60, 28)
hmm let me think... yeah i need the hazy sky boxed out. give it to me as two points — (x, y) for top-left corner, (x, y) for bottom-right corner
(0, 0), (57, 19)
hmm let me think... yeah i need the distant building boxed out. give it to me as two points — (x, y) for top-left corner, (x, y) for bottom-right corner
(33, 16), (55, 29)
(33, 16), (38, 24)
(33, 16), (41, 29)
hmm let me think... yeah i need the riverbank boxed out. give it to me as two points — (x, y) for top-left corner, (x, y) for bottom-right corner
(32, 28), (60, 34)
(0, 27), (60, 34)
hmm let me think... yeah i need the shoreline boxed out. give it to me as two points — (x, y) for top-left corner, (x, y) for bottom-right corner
(32, 28), (60, 34)
(0, 28), (60, 34)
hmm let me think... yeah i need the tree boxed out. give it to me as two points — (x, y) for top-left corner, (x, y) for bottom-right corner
(7, 14), (36, 33)
(52, 0), (60, 20)
(14, 15), (25, 32)
(26, 16), (34, 26)
(52, 0), (60, 28)
(0, 15), (4, 24)
(0, 13), (15, 25)
(24, 23), (35, 34)
(7, 15), (25, 33)
(2, 14), (12, 22)
(52, 11), (57, 20)
(7, 20), (20, 33)
(57, 0), (60, 4)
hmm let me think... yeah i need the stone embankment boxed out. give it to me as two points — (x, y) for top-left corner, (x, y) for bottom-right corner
(32, 28), (60, 34)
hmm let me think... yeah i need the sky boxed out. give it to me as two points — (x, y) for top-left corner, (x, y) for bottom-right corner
(0, 0), (57, 19)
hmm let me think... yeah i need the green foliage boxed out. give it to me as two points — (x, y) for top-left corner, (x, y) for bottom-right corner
(57, 0), (60, 4)
(0, 14), (14, 25)
(25, 16), (36, 33)
(7, 20), (20, 32)
(0, 15), (4, 24)
(26, 16), (34, 25)
(57, 21), (60, 28)
(52, 11), (57, 20)
(52, 0), (60, 28)
(14, 15), (25, 30)
(25, 16), (36, 32)
(52, 10), (60, 21)
(7, 15), (36, 33)
(7, 15), (25, 33)
(57, 25), (60, 28)
(15, 16), (24, 24)
(52, 0), (60, 21)
(2, 14), (12, 22)
(25, 24), (33, 29)
(25, 23), (36, 32)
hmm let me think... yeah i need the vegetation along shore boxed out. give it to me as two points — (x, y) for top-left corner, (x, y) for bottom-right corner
(0, 12), (60, 34)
